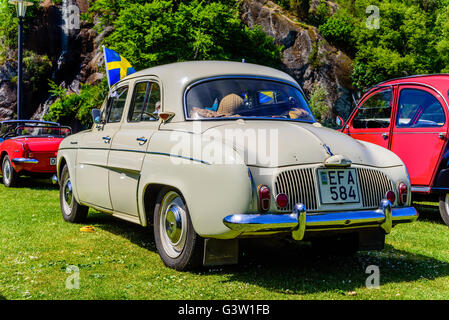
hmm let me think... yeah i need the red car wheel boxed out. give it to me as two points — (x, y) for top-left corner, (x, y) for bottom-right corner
(2, 155), (18, 187)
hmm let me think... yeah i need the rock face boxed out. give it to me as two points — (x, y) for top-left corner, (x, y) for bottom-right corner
(240, 0), (354, 118)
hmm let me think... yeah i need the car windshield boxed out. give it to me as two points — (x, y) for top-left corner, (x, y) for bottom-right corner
(0, 123), (71, 140)
(185, 78), (315, 122)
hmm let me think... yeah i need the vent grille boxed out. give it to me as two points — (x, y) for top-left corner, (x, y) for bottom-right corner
(357, 168), (394, 208)
(274, 167), (394, 212)
(274, 168), (318, 212)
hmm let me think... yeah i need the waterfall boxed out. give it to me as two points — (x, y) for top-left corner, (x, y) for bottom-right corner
(35, 0), (80, 120)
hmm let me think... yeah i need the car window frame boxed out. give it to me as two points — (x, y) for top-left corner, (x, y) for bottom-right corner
(182, 76), (317, 123)
(351, 86), (393, 130)
(127, 80), (162, 123)
(105, 85), (130, 124)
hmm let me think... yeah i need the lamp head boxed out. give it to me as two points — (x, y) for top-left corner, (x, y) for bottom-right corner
(9, 0), (34, 18)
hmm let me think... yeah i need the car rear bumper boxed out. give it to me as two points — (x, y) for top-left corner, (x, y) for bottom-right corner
(223, 200), (418, 240)
(12, 158), (39, 164)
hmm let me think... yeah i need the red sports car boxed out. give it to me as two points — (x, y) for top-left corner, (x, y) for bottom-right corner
(0, 120), (71, 187)
(341, 74), (449, 226)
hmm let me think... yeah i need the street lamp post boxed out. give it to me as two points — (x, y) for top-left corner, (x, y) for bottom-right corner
(9, 0), (33, 120)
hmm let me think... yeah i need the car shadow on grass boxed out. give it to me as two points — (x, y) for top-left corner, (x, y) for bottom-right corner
(87, 211), (449, 296)
(414, 203), (444, 224)
(0, 176), (58, 190)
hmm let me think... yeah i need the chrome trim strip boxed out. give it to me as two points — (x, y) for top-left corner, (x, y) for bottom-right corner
(411, 186), (431, 193)
(223, 200), (418, 238)
(12, 158), (39, 164)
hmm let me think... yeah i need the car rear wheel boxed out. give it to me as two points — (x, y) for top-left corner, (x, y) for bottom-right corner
(60, 165), (88, 223)
(2, 155), (19, 187)
(153, 188), (203, 270)
(438, 194), (449, 227)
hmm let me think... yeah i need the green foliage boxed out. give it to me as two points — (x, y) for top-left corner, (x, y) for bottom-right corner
(23, 51), (52, 93)
(309, 0), (331, 25)
(318, 12), (355, 51)
(309, 82), (329, 123)
(102, 0), (281, 70)
(44, 79), (109, 127)
(327, 0), (449, 90)
(0, 0), (17, 60)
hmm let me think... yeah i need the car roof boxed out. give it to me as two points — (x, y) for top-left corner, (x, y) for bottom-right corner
(111, 61), (301, 122)
(367, 74), (449, 95)
(123, 61), (298, 85)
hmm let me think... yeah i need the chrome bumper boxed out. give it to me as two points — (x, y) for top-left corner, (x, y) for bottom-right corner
(12, 158), (39, 164)
(223, 200), (418, 240)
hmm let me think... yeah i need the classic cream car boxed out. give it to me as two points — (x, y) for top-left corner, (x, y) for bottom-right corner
(57, 61), (418, 270)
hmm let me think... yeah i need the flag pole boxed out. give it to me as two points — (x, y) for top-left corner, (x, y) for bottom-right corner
(102, 46), (111, 90)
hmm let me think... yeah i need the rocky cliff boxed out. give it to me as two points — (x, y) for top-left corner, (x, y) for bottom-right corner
(0, 0), (355, 123)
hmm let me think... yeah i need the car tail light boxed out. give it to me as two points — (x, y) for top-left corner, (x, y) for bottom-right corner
(398, 182), (408, 205)
(386, 190), (396, 204)
(258, 185), (271, 212)
(276, 193), (289, 208)
(22, 143), (30, 158)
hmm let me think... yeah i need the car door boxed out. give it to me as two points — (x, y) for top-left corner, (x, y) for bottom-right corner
(345, 87), (394, 149)
(108, 79), (162, 217)
(76, 84), (130, 210)
(390, 85), (448, 187)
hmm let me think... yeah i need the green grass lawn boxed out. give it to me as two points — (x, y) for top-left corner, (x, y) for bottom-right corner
(0, 179), (448, 300)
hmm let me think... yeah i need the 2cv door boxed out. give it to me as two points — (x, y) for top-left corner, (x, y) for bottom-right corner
(107, 80), (161, 218)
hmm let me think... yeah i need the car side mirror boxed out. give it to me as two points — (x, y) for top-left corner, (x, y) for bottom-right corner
(335, 115), (345, 129)
(91, 109), (102, 125)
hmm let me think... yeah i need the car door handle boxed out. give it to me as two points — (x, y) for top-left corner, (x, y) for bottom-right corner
(439, 132), (446, 140)
(382, 133), (389, 140)
(102, 136), (111, 143)
(136, 137), (148, 145)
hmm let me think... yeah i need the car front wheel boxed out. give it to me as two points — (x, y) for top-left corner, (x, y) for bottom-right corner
(60, 165), (88, 223)
(154, 188), (203, 270)
(439, 194), (449, 227)
(2, 155), (19, 187)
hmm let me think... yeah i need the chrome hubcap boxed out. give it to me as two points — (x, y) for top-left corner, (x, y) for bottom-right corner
(3, 160), (11, 184)
(445, 194), (449, 215)
(62, 179), (73, 215)
(159, 191), (187, 258)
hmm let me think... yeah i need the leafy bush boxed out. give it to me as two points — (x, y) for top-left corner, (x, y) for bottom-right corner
(44, 79), (109, 127)
(309, 82), (330, 123)
(318, 12), (355, 51)
(102, 0), (282, 70)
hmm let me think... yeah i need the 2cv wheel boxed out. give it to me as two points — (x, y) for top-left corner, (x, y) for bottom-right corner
(154, 188), (203, 271)
(439, 194), (449, 227)
(2, 155), (19, 187)
(60, 165), (88, 223)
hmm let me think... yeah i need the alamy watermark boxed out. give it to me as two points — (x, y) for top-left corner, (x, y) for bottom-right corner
(366, 5), (380, 30)
(365, 265), (380, 289)
(65, 265), (80, 290)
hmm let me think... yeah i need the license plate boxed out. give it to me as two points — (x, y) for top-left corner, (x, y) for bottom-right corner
(50, 158), (57, 166)
(317, 168), (360, 204)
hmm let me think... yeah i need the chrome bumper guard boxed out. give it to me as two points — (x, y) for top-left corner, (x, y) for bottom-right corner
(223, 200), (418, 241)
(12, 158), (39, 164)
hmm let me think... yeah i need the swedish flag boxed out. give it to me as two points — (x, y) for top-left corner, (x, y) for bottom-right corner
(103, 46), (136, 88)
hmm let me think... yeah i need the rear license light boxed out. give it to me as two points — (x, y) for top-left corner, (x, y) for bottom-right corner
(275, 193), (289, 208)
(398, 182), (408, 205)
(258, 185), (271, 212)
(386, 190), (396, 204)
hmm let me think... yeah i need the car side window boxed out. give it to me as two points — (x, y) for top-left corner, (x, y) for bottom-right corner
(128, 81), (161, 122)
(106, 86), (129, 123)
(353, 89), (392, 129)
(396, 89), (446, 128)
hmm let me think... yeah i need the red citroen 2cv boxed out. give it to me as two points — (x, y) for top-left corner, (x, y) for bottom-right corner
(342, 75), (449, 226)
(0, 120), (71, 187)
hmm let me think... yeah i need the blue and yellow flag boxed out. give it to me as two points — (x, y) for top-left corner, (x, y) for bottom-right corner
(103, 47), (136, 88)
